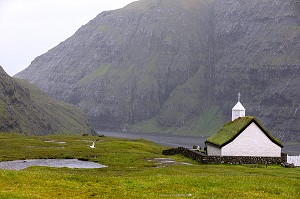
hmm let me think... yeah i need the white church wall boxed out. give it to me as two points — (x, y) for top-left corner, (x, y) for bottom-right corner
(206, 144), (221, 156)
(221, 122), (281, 157)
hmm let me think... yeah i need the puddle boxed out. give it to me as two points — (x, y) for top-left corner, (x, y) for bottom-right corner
(146, 158), (193, 167)
(44, 140), (66, 144)
(0, 159), (107, 170)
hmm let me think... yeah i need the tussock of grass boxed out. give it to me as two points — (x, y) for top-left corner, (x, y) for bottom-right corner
(0, 133), (299, 198)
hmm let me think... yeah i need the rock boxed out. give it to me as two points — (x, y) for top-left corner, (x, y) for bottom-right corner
(15, 0), (300, 140)
(282, 162), (296, 168)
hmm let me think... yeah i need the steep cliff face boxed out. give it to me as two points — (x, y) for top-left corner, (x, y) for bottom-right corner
(17, 0), (214, 129)
(16, 0), (300, 141)
(211, 0), (300, 141)
(0, 66), (93, 135)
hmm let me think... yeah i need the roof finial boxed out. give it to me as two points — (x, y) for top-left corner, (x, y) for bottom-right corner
(238, 92), (241, 102)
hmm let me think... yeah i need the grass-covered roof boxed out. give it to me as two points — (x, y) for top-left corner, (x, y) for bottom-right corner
(205, 116), (283, 148)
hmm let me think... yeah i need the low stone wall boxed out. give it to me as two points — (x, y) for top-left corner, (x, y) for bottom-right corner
(163, 147), (285, 165)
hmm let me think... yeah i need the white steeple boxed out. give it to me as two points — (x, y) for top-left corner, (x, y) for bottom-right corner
(232, 92), (246, 121)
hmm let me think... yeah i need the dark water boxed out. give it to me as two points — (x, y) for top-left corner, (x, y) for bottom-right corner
(99, 131), (300, 155)
(0, 159), (106, 171)
(99, 131), (207, 149)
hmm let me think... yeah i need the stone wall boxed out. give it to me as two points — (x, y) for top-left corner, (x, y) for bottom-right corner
(163, 147), (286, 165)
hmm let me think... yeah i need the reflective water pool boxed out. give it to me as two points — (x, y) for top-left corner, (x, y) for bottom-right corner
(0, 159), (107, 170)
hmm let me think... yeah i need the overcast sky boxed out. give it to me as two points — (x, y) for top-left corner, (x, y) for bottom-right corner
(0, 0), (136, 76)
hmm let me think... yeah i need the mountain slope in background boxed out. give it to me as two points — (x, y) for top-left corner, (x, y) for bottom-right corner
(16, 0), (300, 141)
(0, 66), (93, 135)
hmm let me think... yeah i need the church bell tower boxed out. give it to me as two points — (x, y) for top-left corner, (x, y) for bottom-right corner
(232, 92), (246, 121)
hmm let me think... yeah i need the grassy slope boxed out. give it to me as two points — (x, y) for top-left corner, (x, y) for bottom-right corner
(130, 68), (225, 136)
(0, 133), (299, 198)
(14, 78), (93, 135)
(0, 65), (93, 135)
(131, 106), (224, 136)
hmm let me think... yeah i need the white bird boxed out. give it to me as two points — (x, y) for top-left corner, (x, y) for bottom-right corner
(90, 139), (99, 148)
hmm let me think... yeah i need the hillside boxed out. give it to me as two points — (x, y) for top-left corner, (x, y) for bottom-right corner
(16, 0), (300, 141)
(0, 66), (93, 135)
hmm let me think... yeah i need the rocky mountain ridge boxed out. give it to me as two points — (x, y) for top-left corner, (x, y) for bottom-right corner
(0, 66), (93, 135)
(16, 0), (300, 141)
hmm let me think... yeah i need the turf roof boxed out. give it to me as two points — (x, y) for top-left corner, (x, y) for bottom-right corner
(205, 116), (283, 148)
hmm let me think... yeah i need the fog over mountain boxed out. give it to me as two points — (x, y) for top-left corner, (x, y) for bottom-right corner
(16, 0), (300, 141)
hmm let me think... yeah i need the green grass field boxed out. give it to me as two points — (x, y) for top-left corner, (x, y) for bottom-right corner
(0, 133), (299, 199)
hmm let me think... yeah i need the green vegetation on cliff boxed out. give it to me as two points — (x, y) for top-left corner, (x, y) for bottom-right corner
(0, 66), (93, 135)
(16, 0), (300, 141)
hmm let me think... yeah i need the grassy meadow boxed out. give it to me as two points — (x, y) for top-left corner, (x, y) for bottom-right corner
(0, 133), (299, 198)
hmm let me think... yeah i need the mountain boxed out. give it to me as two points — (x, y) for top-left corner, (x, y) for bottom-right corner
(0, 66), (93, 135)
(16, 0), (300, 141)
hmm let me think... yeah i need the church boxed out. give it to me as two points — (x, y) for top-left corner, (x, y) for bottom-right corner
(205, 93), (283, 157)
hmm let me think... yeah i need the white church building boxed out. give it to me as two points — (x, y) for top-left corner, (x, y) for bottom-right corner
(205, 93), (283, 157)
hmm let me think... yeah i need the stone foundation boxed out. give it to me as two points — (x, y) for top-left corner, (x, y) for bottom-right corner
(163, 147), (286, 165)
